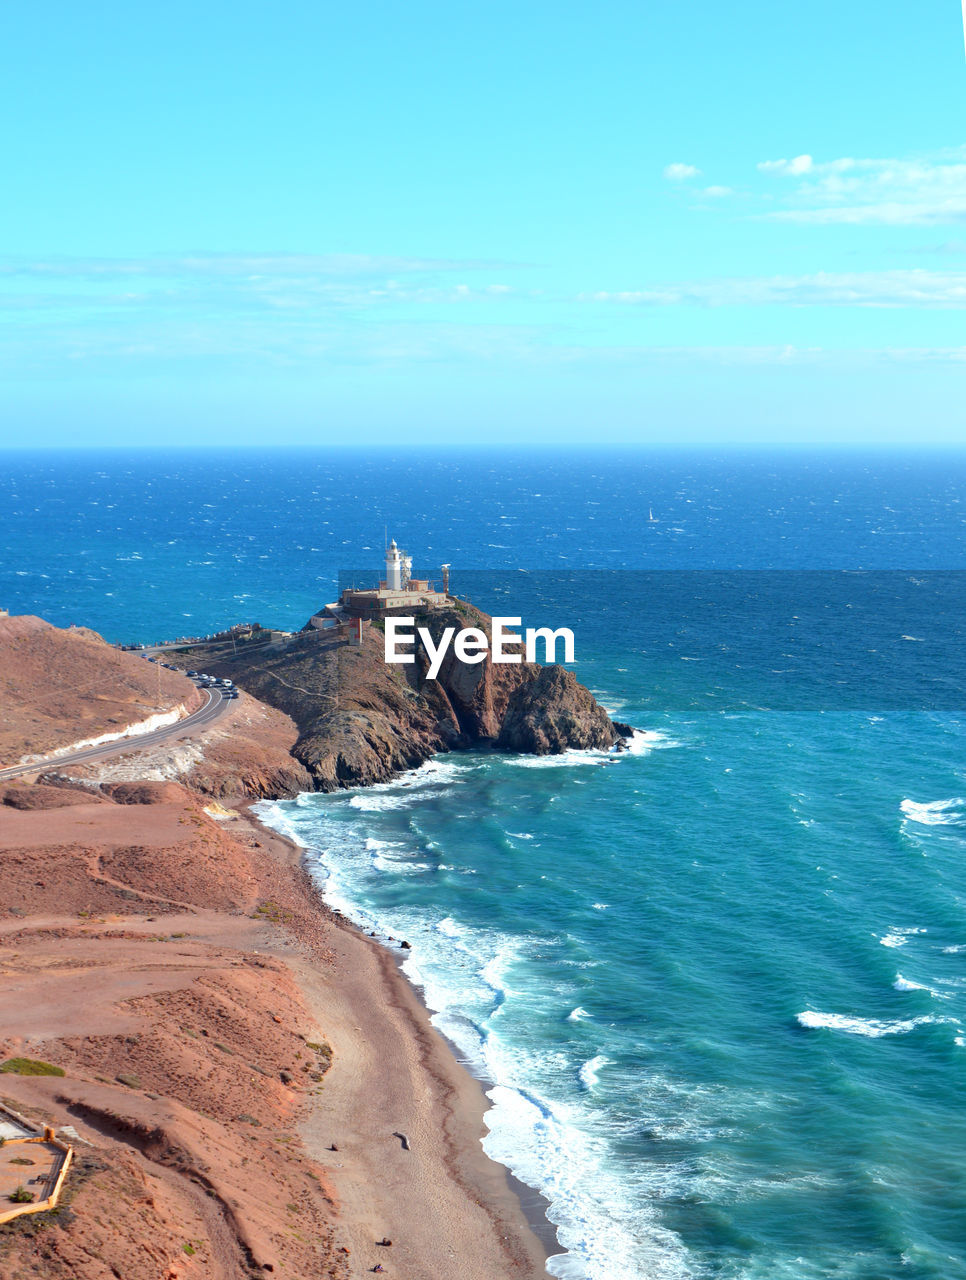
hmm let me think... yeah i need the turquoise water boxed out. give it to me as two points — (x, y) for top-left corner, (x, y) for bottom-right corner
(260, 699), (966, 1279)
(5, 450), (966, 1278)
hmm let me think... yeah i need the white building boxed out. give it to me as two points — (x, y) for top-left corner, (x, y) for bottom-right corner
(334, 537), (450, 619)
(384, 539), (412, 591)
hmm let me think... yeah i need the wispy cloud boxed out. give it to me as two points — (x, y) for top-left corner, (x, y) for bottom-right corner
(0, 252), (507, 280)
(664, 162), (701, 181)
(585, 269), (966, 307)
(753, 149), (966, 225)
(0, 252), (529, 322)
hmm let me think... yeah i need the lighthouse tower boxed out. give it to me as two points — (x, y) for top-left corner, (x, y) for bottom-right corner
(385, 540), (403, 590)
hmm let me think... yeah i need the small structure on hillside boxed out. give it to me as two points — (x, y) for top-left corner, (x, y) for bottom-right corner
(0, 1103), (73, 1225)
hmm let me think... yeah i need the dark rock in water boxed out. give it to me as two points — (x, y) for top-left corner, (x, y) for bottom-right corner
(497, 665), (618, 755)
(178, 600), (628, 792)
(400, 940), (411, 950)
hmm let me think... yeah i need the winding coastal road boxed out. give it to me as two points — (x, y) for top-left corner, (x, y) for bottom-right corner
(0, 686), (232, 782)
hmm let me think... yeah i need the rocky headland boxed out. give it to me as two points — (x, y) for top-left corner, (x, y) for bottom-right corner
(175, 600), (630, 792)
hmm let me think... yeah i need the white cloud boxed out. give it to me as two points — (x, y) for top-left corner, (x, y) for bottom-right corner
(754, 149), (966, 225)
(702, 185), (733, 198)
(584, 269), (966, 308)
(664, 162), (701, 181)
(758, 154), (815, 176)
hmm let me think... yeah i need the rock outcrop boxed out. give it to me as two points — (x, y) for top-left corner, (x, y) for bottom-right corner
(497, 664), (618, 754)
(175, 601), (629, 792)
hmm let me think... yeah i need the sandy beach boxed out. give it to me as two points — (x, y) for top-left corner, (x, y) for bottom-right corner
(0, 777), (550, 1279)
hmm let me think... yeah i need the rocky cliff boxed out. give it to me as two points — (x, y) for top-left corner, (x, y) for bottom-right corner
(177, 602), (629, 792)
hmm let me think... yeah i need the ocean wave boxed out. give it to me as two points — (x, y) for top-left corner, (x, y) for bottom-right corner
(578, 1054), (609, 1090)
(891, 974), (952, 998)
(250, 800), (309, 848)
(879, 927), (926, 949)
(504, 749), (615, 769)
(500, 729), (679, 769)
(482, 1083), (695, 1280)
(349, 792), (418, 811)
(567, 1007), (591, 1022)
(893, 974), (931, 993)
(797, 1010), (946, 1037)
(900, 797), (966, 827)
(625, 728), (681, 755)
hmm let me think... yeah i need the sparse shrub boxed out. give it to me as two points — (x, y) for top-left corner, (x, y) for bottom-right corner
(9, 1185), (33, 1203)
(0, 1058), (65, 1077)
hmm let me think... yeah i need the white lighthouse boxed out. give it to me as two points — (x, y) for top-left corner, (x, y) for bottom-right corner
(385, 539), (411, 591)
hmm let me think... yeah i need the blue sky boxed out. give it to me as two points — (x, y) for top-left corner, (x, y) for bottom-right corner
(2, 0), (966, 448)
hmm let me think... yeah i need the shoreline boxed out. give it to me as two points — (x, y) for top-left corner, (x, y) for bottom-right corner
(380, 919), (561, 1258)
(241, 798), (557, 1280)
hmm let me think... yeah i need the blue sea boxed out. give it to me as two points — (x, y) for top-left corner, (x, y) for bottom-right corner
(4, 449), (966, 1279)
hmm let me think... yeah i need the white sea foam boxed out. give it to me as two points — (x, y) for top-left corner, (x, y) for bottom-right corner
(797, 1010), (945, 1037)
(252, 801), (308, 847)
(625, 728), (680, 755)
(893, 974), (930, 993)
(499, 729), (680, 769)
(482, 1082), (695, 1280)
(505, 749), (614, 769)
(567, 1007), (591, 1022)
(349, 792), (417, 811)
(578, 1054), (609, 1090)
(900, 797), (966, 826)
(879, 927), (926, 949)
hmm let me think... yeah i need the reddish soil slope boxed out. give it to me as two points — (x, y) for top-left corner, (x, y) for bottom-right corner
(0, 616), (199, 764)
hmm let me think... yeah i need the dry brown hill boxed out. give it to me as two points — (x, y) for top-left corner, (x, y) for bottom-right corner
(0, 615), (199, 765)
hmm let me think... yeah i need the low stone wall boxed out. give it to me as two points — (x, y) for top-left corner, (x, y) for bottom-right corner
(0, 1108), (73, 1225)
